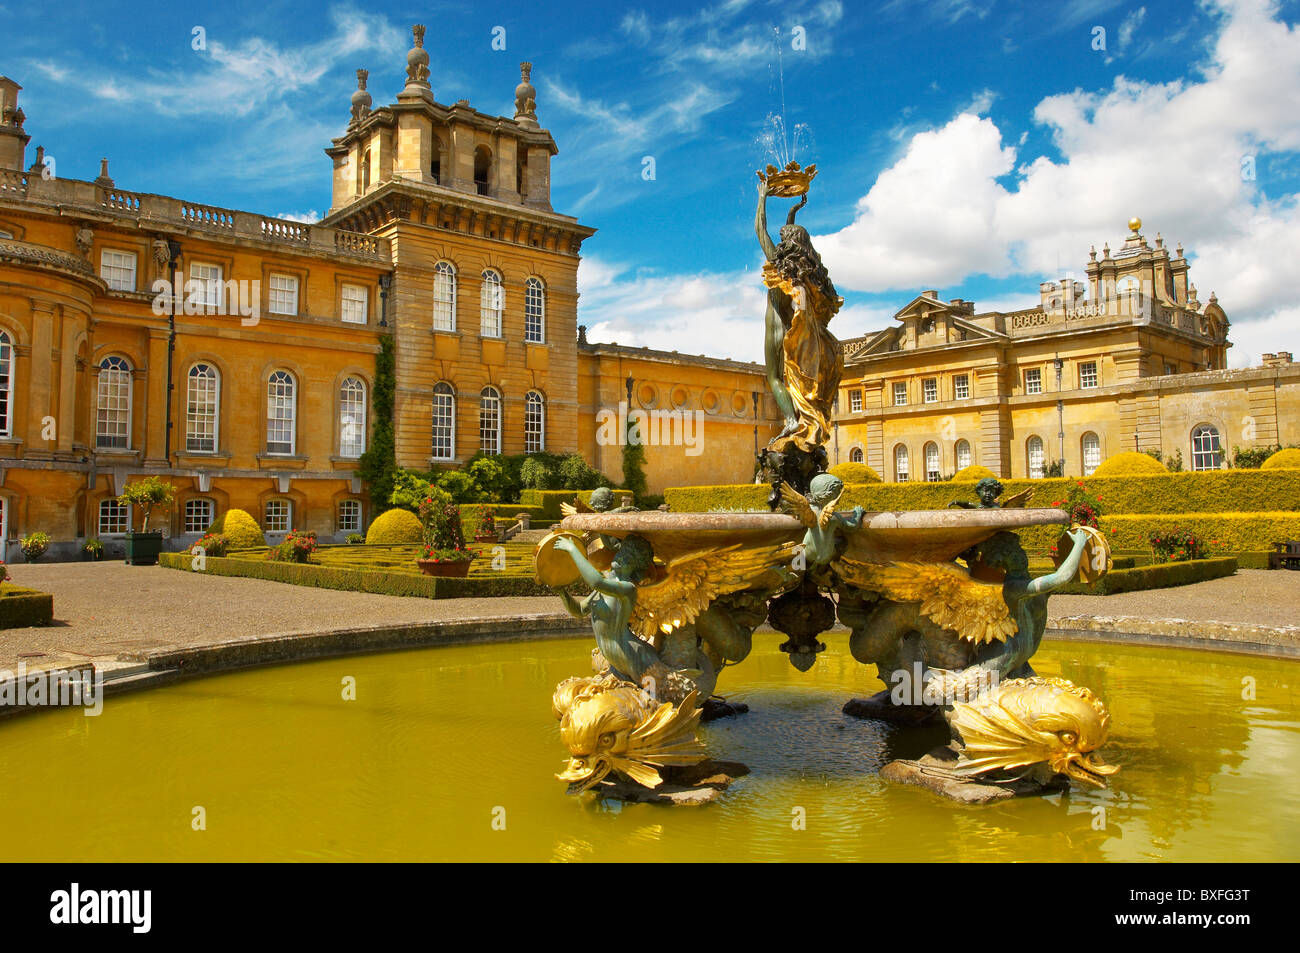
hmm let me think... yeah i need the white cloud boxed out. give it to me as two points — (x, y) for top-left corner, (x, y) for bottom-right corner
(812, 0), (1300, 368)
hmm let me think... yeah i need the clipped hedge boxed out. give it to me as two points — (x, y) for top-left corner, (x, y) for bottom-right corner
(207, 508), (265, 550)
(520, 488), (629, 519)
(1013, 513), (1300, 554)
(665, 469), (1300, 516)
(1093, 451), (1168, 477)
(0, 584), (54, 628)
(1040, 557), (1238, 595)
(160, 551), (556, 599)
(1262, 448), (1300, 470)
(459, 503), (547, 536)
(365, 508), (423, 544)
(827, 462), (882, 484)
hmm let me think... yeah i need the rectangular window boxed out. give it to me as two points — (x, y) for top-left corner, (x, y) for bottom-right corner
(190, 262), (223, 308)
(1080, 361), (1099, 388)
(849, 390), (862, 413)
(893, 382), (908, 406)
(1024, 368), (1042, 394)
(269, 274), (299, 315)
(923, 378), (938, 403)
(99, 499), (131, 535)
(954, 374), (970, 399)
(100, 250), (137, 292)
(265, 499), (291, 534)
(185, 499), (214, 534)
(341, 284), (368, 324)
(339, 500), (362, 534)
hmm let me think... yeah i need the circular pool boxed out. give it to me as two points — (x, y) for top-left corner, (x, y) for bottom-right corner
(1, 634), (1296, 861)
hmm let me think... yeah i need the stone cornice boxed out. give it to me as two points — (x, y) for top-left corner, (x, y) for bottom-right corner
(0, 238), (103, 288)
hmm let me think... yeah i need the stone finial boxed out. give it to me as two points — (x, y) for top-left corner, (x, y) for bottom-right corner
(1089, 245), (1097, 262)
(1176, 241), (1184, 257)
(1102, 242), (1110, 258)
(577, 324), (588, 345)
(405, 24), (431, 88)
(1155, 232), (1163, 248)
(94, 157), (114, 187)
(27, 144), (45, 173)
(350, 68), (373, 125)
(515, 61), (537, 124)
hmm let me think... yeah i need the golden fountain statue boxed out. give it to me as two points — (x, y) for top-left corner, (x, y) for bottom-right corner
(533, 162), (1119, 805)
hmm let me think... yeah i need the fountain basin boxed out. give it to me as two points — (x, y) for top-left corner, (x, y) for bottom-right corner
(558, 507), (1068, 564)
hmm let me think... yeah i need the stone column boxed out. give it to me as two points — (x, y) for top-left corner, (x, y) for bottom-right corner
(144, 327), (170, 466)
(25, 298), (56, 459)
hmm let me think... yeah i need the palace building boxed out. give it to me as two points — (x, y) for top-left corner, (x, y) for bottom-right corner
(1, 31), (1295, 560)
(832, 219), (1300, 481)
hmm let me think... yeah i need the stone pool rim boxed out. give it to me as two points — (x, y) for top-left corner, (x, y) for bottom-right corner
(1, 611), (1296, 720)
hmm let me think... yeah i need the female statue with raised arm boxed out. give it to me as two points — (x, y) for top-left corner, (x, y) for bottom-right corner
(755, 163), (844, 456)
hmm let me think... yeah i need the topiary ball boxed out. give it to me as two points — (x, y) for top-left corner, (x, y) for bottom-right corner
(1261, 447), (1300, 470)
(951, 464), (997, 482)
(828, 462), (882, 484)
(207, 508), (266, 550)
(1092, 451), (1168, 477)
(364, 508), (423, 544)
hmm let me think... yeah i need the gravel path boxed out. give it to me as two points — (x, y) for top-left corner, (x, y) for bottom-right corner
(1049, 569), (1298, 629)
(0, 562), (568, 670)
(0, 563), (1293, 672)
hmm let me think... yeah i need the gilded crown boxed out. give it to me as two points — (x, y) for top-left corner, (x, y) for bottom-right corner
(757, 160), (817, 197)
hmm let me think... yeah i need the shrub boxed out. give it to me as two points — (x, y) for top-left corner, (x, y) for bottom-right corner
(365, 508), (423, 544)
(207, 509), (266, 550)
(20, 532), (50, 563)
(1040, 557), (1237, 595)
(468, 457), (509, 502)
(435, 470), (476, 503)
(1261, 448), (1300, 470)
(0, 560), (8, 582)
(356, 333), (398, 514)
(345, 533), (365, 544)
(267, 530), (317, 563)
(1051, 481), (1104, 529)
(828, 462), (882, 484)
(196, 532), (230, 557)
(558, 453), (608, 490)
(1093, 451), (1169, 477)
(951, 464), (996, 482)
(390, 469), (436, 511)
(520, 457), (555, 490)
(1149, 527), (1211, 562)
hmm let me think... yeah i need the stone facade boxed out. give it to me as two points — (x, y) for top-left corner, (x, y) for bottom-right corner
(832, 219), (1298, 481)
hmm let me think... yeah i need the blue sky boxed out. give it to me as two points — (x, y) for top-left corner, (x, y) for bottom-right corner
(6, 0), (1300, 365)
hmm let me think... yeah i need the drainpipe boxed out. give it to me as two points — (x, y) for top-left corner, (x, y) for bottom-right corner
(164, 239), (182, 466)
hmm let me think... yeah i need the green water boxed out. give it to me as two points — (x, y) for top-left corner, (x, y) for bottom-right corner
(1, 634), (1296, 862)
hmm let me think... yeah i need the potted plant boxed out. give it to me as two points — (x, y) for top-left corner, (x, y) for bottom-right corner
(83, 538), (104, 561)
(118, 476), (176, 566)
(20, 532), (50, 563)
(473, 506), (498, 542)
(415, 495), (475, 577)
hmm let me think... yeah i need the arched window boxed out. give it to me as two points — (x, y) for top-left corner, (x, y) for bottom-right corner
(339, 377), (366, 458)
(479, 386), (502, 455)
(1082, 432), (1101, 476)
(473, 146), (492, 195)
(266, 370), (296, 455)
(432, 382), (456, 460)
(480, 269), (503, 338)
(432, 261), (457, 331)
(525, 277), (545, 343)
(955, 439), (972, 471)
(1027, 435), (1045, 479)
(525, 390), (545, 453)
(894, 444), (909, 483)
(1191, 424), (1222, 471)
(924, 441), (941, 481)
(0, 331), (12, 438)
(850, 447), (864, 464)
(186, 363), (220, 453)
(95, 355), (132, 450)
